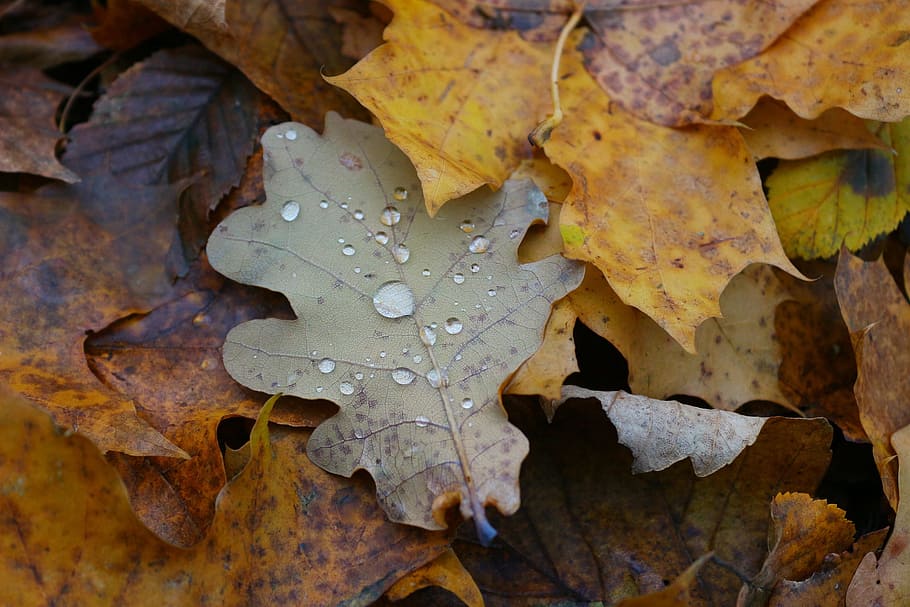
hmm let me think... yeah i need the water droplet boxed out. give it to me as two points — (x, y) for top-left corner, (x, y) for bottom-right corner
(430, 322), (438, 329)
(452, 273), (465, 284)
(393, 187), (408, 201)
(342, 244), (356, 256)
(340, 202), (349, 209)
(339, 381), (355, 395)
(318, 358), (336, 374)
(354, 267), (361, 273)
(461, 397), (474, 409)
(420, 326), (437, 346)
(281, 200), (300, 221)
(319, 200), (329, 209)
(469, 235), (490, 253)
(454, 353), (463, 361)
(285, 129), (298, 140)
(392, 244), (410, 264)
(412, 354), (423, 364)
(353, 209), (364, 220)
(487, 288), (497, 297)
(354, 428), (364, 439)
(338, 237), (345, 243)
(422, 268), (431, 277)
(470, 263), (480, 273)
(379, 351), (387, 358)
(415, 415), (430, 427)
(459, 220), (475, 233)
(380, 206), (401, 226)
(509, 229), (521, 239)
(374, 231), (389, 245)
(392, 367), (416, 385)
(444, 318), (463, 335)
(372, 281), (415, 318)
(315, 386), (324, 393)
(311, 350), (319, 357)
(354, 371), (364, 380)
(427, 369), (441, 388)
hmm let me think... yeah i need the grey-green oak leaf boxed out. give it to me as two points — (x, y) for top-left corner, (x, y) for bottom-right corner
(206, 113), (584, 542)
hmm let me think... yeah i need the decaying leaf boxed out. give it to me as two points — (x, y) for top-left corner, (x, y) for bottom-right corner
(616, 554), (712, 607)
(556, 385), (767, 477)
(569, 264), (795, 411)
(0, 389), (449, 606)
(385, 548), (483, 607)
(506, 297), (577, 400)
(737, 493), (856, 606)
(207, 113), (584, 541)
(89, 0), (171, 51)
(739, 98), (888, 160)
(327, 0), (553, 214)
(544, 37), (800, 351)
(835, 250), (910, 507)
(712, 0), (910, 123)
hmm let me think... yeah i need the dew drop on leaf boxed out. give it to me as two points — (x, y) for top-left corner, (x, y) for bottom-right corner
(342, 244), (356, 256)
(461, 397), (474, 409)
(374, 231), (389, 245)
(422, 268), (431, 277)
(412, 354), (423, 364)
(372, 281), (415, 318)
(319, 200), (329, 209)
(420, 326), (437, 346)
(354, 428), (364, 439)
(415, 415), (430, 427)
(318, 358), (336, 374)
(459, 220), (474, 233)
(393, 187), (408, 201)
(487, 289), (497, 297)
(339, 381), (355, 395)
(470, 263), (480, 273)
(427, 369), (441, 388)
(354, 371), (364, 380)
(452, 273), (465, 284)
(285, 129), (298, 140)
(392, 244), (410, 264)
(380, 206), (401, 226)
(392, 367), (416, 385)
(281, 200), (300, 221)
(444, 318), (463, 335)
(509, 229), (521, 239)
(469, 235), (490, 253)
(354, 209), (364, 220)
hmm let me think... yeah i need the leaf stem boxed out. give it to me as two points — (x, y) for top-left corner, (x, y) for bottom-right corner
(529, 1), (586, 147)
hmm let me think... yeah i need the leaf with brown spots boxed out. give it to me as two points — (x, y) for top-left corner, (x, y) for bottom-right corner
(206, 114), (583, 542)
(0, 389), (449, 606)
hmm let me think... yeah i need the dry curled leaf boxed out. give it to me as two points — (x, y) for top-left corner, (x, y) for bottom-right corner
(207, 113), (584, 541)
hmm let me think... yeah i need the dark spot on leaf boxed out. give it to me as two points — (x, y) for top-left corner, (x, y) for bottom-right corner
(648, 39), (681, 67)
(494, 145), (507, 161)
(339, 152), (363, 171)
(593, 130), (602, 141)
(842, 149), (895, 198)
(888, 31), (910, 46)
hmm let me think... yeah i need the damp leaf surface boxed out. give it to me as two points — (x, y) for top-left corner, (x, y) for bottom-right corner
(206, 113), (584, 541)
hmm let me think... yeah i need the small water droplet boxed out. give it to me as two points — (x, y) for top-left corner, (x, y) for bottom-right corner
(415, 415), (430, 427)
(315, 386), (324, 393)
(372, 281), (415, 318)
(427, 369), (441, 388)
(318, 358), (336, 373)
(469, 235), (490, 253)
(487, 288), (497, 297)
(509, 228), (521, 239)
(392, 367), (416, 385)
(452, 272), (465, 284)
(338, 237), (345, 243)
(342, 244), (356, 256)
(420, 326), (437, 346)
(354, 267), (361, 273)
(444, 318), (463, 335)
(392, 244), (410, 264)
(340, 202), (349, 209)
(461, 397), (474, 409)
(374, 231), (389, 245)
(470, 263), (480, 273)
(354, 209), (364, 220)
(339, 381), (355, 395)
(412, 354), (423, 364)
(459, 220), (475, 233)
(379, 351), (387, 358)
(393, 187), (409, 201)
(380, 206), (401, 226)
(285, 129), (298, 140)
(354, 428), (364, 439)
(454, 353), (463, 361)
(430, 322), (438, 329)
(354, 371), (364, 380)
(319, 200), (329, 209)
(422, 268), (431, 277)
(281, 200), (300, 221)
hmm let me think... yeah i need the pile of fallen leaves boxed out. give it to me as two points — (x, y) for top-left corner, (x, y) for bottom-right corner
(1, 0), (909, 605)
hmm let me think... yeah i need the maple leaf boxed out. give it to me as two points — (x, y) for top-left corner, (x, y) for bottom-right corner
(206, 114), (584, 541)
(767, 118), (907, 260)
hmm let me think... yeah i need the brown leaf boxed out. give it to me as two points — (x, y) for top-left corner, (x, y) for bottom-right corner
(739, 98), (889, 160)
(0, 388), (449, 605)
(0, 67), (78, 182)
(385, 548), (484, 607)
(0, 10), (102, 68)
(506, 297), (577, 400)
(616, 554), (713, 607)
(89, 0), (171, 51)
(207, 114), (584, 541)
(835, 249), (910, 507)
(329, 4), (387, 61)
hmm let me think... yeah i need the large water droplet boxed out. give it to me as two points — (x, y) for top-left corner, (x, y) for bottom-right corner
(459, 220), (475, 233)
(281, 200), (300, 221)
(461, 397), (474, 409)
(444, 318), (463, 335)
(380, 206), (401, 226)
(342, 244), (356, 256)
(392, 367), (416, 385)
(427, 369), (441, 388)
(469, 235), (490, 253)
(420, 326), (437, 346)
(285, 129), (298, 140)
(392, 244), (410, 264)
(452, 273), (465, 285)
(415, 415), (430, 427)
(318, 358), (336, 373)
(374, 231), (389, 245)
(339, 381), (355, 395)
(372, 281), (415, 318)
(393, 187), (408, 201)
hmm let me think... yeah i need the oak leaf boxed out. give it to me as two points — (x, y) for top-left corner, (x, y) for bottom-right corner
(767, 119), (908, 259)
(207, 114), (584, 541)
(0, 389), (449, 606)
